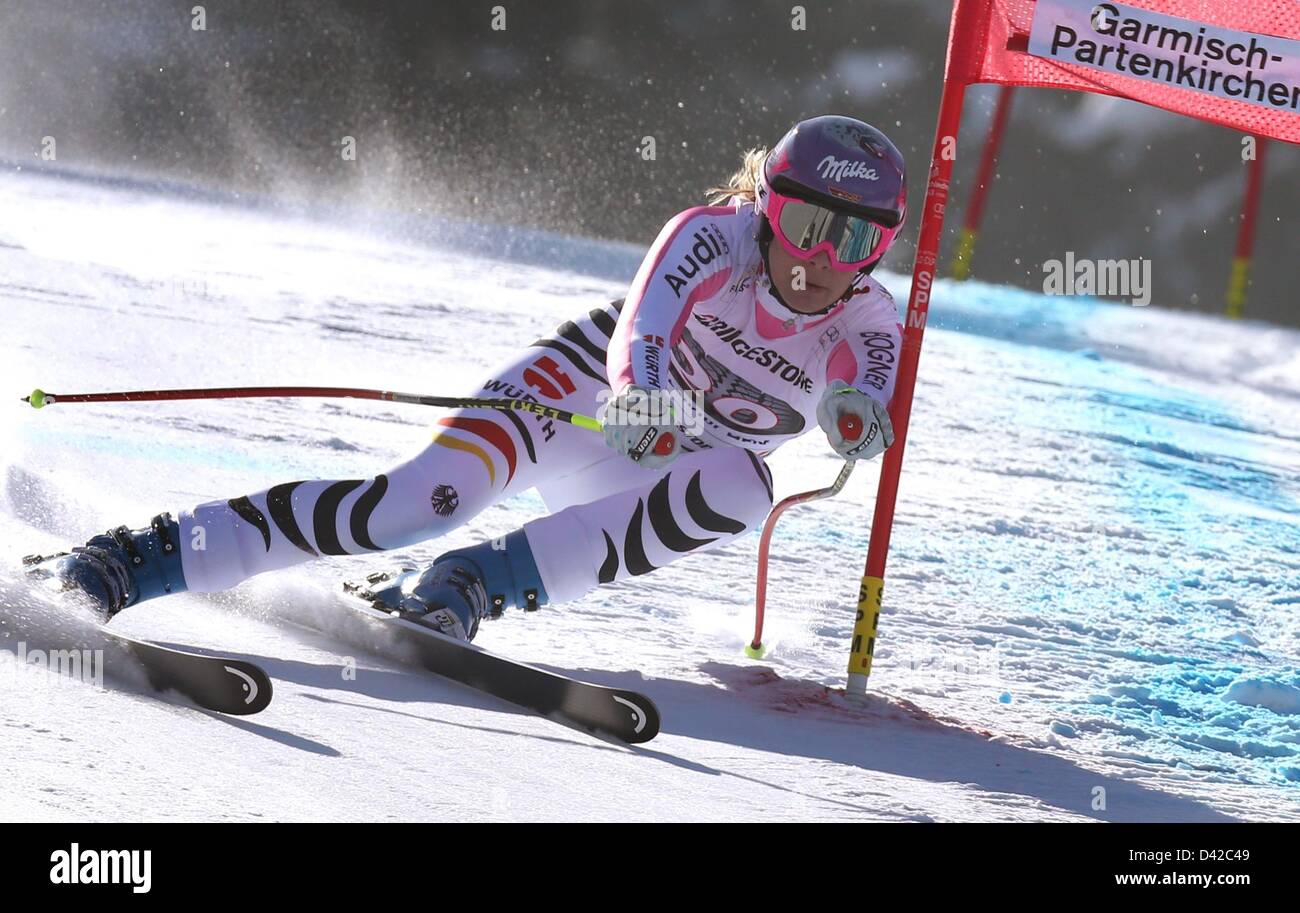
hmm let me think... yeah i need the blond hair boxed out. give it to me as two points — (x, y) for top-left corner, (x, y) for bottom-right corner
(705, 147), (768, 205)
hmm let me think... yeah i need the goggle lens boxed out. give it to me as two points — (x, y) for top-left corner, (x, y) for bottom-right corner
(772, 197), (884, 268)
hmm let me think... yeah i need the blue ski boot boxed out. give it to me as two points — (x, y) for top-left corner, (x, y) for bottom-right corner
(345, 529), (548, 641)
(23, 513), (189, 620)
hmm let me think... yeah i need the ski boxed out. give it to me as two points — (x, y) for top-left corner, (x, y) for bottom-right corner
(2, 618), (275, 716)
(98, 628), (274, 716)
(1, 619), (273, 716)
(14, 552), (274, 715)
(301, 570), (661, 744)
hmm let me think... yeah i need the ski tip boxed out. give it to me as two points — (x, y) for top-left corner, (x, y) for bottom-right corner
(612, 691), (662, 744)
(227, 666), (275, 715)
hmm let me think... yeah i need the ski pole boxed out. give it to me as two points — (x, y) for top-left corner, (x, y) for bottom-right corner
(746, 408), (863, 659)
(746, 459), (856, 659)
(21, 386), (603, 433)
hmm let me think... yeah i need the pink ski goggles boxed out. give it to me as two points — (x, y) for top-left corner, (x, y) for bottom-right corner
(766, 188), (901, 273)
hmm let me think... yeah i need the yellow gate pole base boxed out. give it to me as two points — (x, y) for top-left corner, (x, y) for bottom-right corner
(950, 227), (977, 281)
(845, 575), (884, 699)
(1225, 256), (1249, 319)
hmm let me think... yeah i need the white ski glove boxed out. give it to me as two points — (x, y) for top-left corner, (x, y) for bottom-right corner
(602, 385), (682, 470)
(816, 379), (894, 461)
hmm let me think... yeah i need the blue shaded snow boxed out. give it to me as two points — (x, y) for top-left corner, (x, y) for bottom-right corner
(878, 274), (1300, 788)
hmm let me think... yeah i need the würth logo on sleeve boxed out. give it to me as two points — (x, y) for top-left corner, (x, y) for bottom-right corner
(662, 223), (728, 297)
(643, 340), (664, 387)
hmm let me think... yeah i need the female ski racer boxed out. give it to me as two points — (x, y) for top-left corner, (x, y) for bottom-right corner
(36, 114), (908, 642)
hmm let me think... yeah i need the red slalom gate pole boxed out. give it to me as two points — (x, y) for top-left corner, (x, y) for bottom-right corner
(950, 84), (1014, 280)
(1226, 137), (1267, 319)
(845, 0), (981, 697)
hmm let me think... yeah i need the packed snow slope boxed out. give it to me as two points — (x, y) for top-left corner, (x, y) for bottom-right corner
(1, 167), (1297, 822)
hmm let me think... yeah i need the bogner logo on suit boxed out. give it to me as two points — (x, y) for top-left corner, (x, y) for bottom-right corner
(857, 331), (896, 392)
